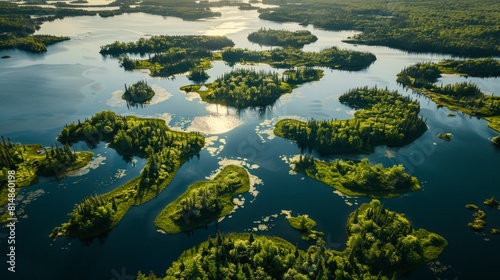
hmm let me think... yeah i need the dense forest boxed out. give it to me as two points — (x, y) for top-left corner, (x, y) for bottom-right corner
(51, 111), (205, 239)
(287, 214), (324, 241)
(122, 80), (155, 105)
(258, 0), (500, 57)
(180, 68), (323, 108)
(137, 200), (447, 279)
(155, 165), (250, 234)
(397, 61), (500, 132)
(247, 28), (318, 48)
(293, 156), (420, 198)
(275, 86), (427, 154)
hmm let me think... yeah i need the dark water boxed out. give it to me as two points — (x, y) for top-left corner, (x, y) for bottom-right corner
(0, 7), (499, 280)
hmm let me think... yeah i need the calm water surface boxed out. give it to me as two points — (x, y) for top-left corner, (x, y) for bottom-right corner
(0, 6), (499, 280)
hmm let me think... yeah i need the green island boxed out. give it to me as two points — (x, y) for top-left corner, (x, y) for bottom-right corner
(0, 138), (93, 209)
(258, 0), (500, 57)
(180, 68), (323, 108)
(287, 214), (324, 241)
(438, 133), (452, 142)
(293, 156), (420, 198)
(465, 204), (479, 210)
(49, 111), (205, 239)
(122, 80), (155, 106)
(397, 60), (500, 132)
(275, 86), (427, 155)
(137, 200), (447, 279)
(155, 165), (250, 234)
(493, 135), (500, 146)
(484, 196), (500, 207)
(468, 209), (486, 232)
(247, 28), (318, 48)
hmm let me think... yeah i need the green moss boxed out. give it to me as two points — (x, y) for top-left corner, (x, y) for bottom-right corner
(287, 214), (324, 241)
(154, 165), (250, 234)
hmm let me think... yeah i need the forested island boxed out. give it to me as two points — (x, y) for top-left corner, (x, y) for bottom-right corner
(155, 165), (250, 234)
(397, 60), (500, 132)
(287, 214), (324, 241)
(293, 156), (420, 198)
(122, 80), (155, 106)
(0, 138), (93, 208)
(258, 0), (500, 57)
(275, 86), (427, 154)
(50, 111), (205, 239)
(247, 28), (318, 48)
(137, 200), (447, 279)
(180, 68), (323, 108)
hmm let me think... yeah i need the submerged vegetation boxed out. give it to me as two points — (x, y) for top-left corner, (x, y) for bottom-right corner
(247, 28), (318, 48)
(294, 156), (420, 198)
(287, 214), (324, 241)
(122, 80), (155, 106)
(275, 86), (427, 154)
(180, 68), (323, 108)
(50, 111), (204, 239)
(137, 200), (447, 279)
(397, 60), (500, 132)
(155, 165), (250, 234)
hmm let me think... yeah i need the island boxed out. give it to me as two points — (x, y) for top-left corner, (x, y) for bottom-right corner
(136, 200), (447, 279)
(155, 165), (250, 234)
(293, 156), (420, 198)
(484, 196), (500, 207)
(122, 80), (155, 106)
(492, 229), (500, 235)
(247, 28), (318, 48)
(397, 60), (500, 132)
(50, 111), (205, 239)
(287, 214), (324, 241)
(274, 86), (428, 155)
(465, 204), (479, 210)
(438, 133), (452, 142)
(0, 137), (93, 209)
(468, 209), (486, 231)
(493, 135), (500, 146)
(180, 68), (323, 108)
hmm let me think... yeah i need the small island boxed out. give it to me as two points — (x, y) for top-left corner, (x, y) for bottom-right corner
(397, 60), (500, 132)
(274, 86), (427, 154)
(122, 80), (155, 106)
(154, 165), (250, 234)
(180, 68), (323, 108)
(247, 28), (318, 48)
(484, 196), (500, 207)
(468, 209), (486, 232)
(438, 133), (452, 141)
(493, 135), (500, 146)
(293, 156), (421, 198)
(287, 214), (324, 241)
(465, 204), (479, 210)
(50, 111), (205, 239)
(137, 200), (447, 279)
(492, 228), (500, 235)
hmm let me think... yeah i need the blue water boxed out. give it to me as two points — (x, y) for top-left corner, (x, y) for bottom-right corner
(0, 6), (499, 280)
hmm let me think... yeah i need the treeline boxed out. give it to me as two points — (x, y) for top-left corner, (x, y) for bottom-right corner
(221, 47), (376, 70)
(247, 28), (318, 48)
(100, 35), (234, 55)
(295, 156), (420, 198)
(275, 86), (427, 154)
(155, 165), (250, 233)
(283, 67), (323, 85)
(258, 0), (500, 57)
(122, 80), (155, 105)
(438, 58), (500, 78)
(138, 200), (447, 279)
(287, 214), (324, 241)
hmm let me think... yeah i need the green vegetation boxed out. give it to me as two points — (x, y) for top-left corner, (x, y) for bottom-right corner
(492, 229), (500, 234)
(397, 61), (500, 132)
(468, 209), (487, 232)
(275, 86), (427, 154)
(122, 80), (155, 105)
(294, 156), (420, 198)
(484, 196), (500, 207)
(180, 68), (323, 108)
(247, 28), (318, 48)
(438, 133), (452, 142)
(493, 135), (500, 146)
(155, 165), (250, 234)
(0, 137), (93, 208)
(187, 67), (210, 82)
(221, 47), (376, 70)
(287, 214), (324, 241)
(50, 111), (204, 239)
(0, 35), (70, 53)
(258, 0), (500, 57)
(436, 58), (500, 77)
(137, 200), (447, 279)
(465, 204), (479, 210)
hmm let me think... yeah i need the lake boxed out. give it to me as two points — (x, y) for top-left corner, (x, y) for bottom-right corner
(0, 5), (499, 280)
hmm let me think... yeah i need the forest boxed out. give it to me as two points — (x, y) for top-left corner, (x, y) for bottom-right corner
(51, 111), (205, 239)
(294, 156), (420, 198)
(122, 80), (155, 106)
(287, 214), (324, 241)
(258, 0), (500, 57)
(397, 61), (500, 132)
(275, 86), (428, 154)
(137, 200), (447, 280)
(247, 28), (318, 48)
(180, 68), (323, 108)
(155, 165), (250, 234)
